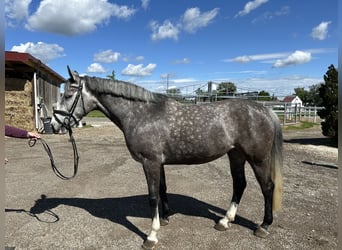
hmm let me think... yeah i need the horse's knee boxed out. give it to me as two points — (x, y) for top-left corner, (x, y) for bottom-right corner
(149, 196), (159, 209)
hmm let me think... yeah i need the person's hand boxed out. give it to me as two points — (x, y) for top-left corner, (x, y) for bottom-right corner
(27, 131), (41, 139)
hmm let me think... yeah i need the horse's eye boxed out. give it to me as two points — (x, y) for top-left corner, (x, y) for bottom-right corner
(64, 94), (73, 99)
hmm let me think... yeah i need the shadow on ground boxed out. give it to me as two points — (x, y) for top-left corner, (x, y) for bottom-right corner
(284, 137), (336, 147)
(7, 193), (259, 240)
(284, 136), (338, 169)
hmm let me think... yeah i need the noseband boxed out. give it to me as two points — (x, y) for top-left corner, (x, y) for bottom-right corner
(53, 81), (84, 130)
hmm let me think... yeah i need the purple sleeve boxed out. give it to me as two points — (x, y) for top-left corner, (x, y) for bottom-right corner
(5, 125), (28, 138)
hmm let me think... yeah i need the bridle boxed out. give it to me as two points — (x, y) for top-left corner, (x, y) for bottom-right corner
(53, 80), (84, 130)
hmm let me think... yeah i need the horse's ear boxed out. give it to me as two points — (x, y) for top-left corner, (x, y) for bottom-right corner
(67, 65), (80, 83)
(67, 65), (74, 80)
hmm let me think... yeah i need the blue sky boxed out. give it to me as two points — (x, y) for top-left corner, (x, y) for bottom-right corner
(5, 0), (338, 96)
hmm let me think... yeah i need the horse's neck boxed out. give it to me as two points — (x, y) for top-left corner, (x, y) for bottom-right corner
(96, 94), (152, 131)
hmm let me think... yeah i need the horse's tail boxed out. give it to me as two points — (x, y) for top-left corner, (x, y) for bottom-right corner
(270, 111), (283, 212)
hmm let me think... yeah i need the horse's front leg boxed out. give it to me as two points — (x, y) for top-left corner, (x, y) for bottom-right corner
(159, 165), (170, 226)
(142, 160), (161, 250)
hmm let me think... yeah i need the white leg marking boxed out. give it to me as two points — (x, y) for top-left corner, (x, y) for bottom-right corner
(227, 202), (238, 221)
(147, 208), (160, 243)
(218, 202), (238, 229)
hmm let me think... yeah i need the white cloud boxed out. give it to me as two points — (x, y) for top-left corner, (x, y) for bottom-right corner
(311, 21), (331, 40)
(227, 70), (267, 75)
(182, 7), (219, 33)
(172, 78), (197, 84)
(121, 63), (156, 77)
(111, 4), (137, 19)
(230, 55), (253, 63)
(236, 0), (269, 17)
(5, 0), (31, 26)
(225, 52), (288, 63)
(94, 50), (120, 63)
(305, 48), (336, 54)
(150, 20), (180, 41)
(11, 41), (65, 63)
(234, 76), (321, 96)
(225, 50), (318, 68)
(252, 6), (290, 23)
(25, 0), (136, 35)
(135, 56), (145, 61)
(122, 55), (144, 62)
(160, 73), (170, 79)
(174, 58), (191, 64)
(149, 7), (218, 41)
(141, 0), (150, 10)
(272, 50), (312, 68)
(87, 63), (106, 73)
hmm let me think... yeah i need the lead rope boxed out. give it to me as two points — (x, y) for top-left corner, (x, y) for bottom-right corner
(28, 126), (79, 180)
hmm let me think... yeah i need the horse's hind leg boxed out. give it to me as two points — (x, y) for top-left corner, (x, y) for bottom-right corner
(215, 148), (246, 231)
(250, 158), (274, 238)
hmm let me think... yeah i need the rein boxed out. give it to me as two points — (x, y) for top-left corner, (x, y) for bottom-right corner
(29, 127), (79, 180)
(29, 82), (84, 180)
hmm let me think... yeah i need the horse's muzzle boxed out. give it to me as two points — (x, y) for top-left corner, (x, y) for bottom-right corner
(50, 117), (62, 133)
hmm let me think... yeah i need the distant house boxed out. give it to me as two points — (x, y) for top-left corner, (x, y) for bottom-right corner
(282, 95), (303, 120)
(5, 51), (65, 132)
(283, 95), (303, 107)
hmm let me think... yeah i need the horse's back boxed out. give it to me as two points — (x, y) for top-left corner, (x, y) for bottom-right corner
(163, 99), (276, 164)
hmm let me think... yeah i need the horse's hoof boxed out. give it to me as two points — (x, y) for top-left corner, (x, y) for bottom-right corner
(214, 222), (229, 231)
(254, 226), (270, 238)
(142, 239), (158, 250)
(160, 217), (169, 226)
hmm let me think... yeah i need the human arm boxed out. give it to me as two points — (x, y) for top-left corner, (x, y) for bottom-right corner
(5, 125), (41, 139)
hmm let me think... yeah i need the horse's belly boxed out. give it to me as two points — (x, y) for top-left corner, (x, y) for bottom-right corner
(163, 140), (232, 165)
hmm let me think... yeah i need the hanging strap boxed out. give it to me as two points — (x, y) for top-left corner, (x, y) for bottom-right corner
(28, 128), (79, 180)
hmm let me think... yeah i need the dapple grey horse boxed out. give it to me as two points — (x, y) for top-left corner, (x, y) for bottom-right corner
(51, 66), (283, 249)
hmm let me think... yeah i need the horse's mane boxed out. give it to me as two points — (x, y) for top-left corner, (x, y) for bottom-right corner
(83, 76), (167, 103)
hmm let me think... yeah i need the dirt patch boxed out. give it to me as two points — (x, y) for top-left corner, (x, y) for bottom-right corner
(5, 121), (337, 249)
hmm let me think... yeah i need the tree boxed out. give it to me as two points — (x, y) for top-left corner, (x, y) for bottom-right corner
(217, 82), (237, 96)
(195, 88), (204, 96)
(317, 64), (338, 141)
(307, 84), (323, 106)
(258, 90), (271, 101)
(167, 87), (181, 95)
(107, 70), (116, 80)
(294, 87), (308, 104)
(294, 85), (322, 106)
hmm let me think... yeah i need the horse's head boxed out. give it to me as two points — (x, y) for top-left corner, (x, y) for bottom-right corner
(51, 66), (95, 133)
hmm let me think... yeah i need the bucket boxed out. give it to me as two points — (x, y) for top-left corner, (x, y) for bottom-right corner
(43, 117), (53, 134)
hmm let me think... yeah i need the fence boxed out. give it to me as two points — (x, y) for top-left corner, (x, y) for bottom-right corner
(260, 101), (323, 125)
(168, 94), (323, 126)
